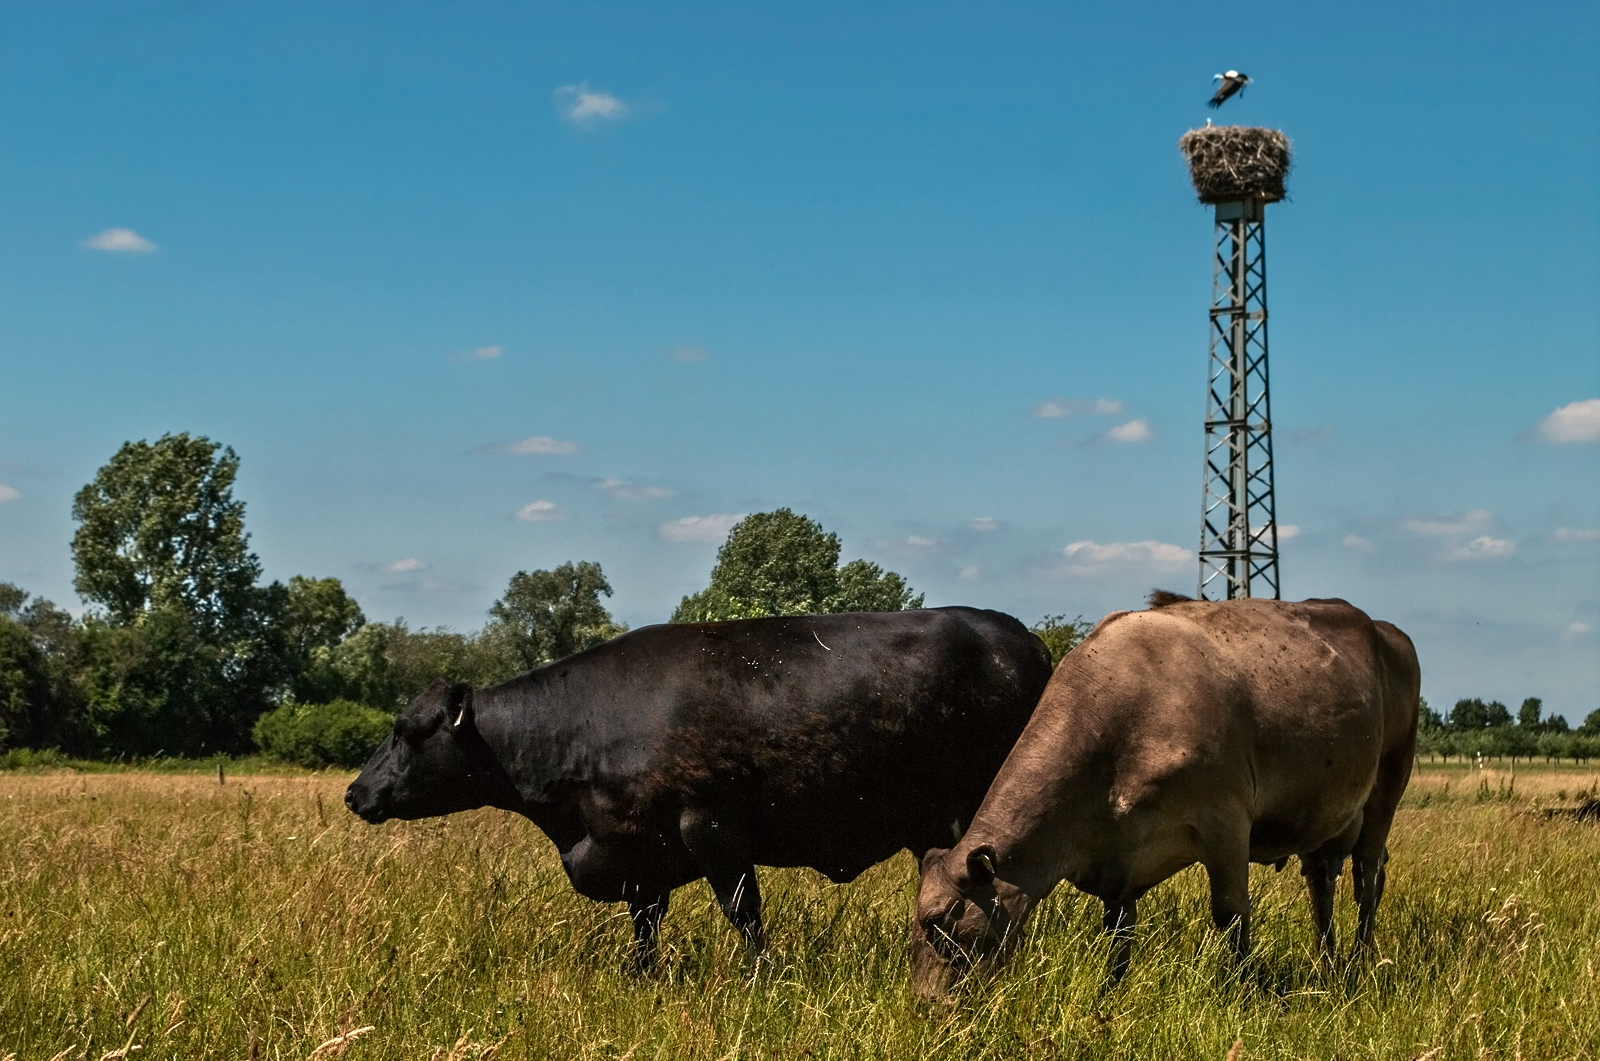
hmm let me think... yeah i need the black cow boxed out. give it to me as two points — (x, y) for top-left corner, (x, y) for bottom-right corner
(345, 607), (1052, 967)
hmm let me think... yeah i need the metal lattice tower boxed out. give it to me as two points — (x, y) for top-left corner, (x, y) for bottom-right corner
(1197, 196), (1280, 600)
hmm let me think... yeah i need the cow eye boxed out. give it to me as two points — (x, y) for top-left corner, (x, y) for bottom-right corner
(924, 900), (964, 938)
(923, 907), (968, 963)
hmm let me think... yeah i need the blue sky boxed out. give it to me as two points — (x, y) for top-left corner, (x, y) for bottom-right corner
(1, 1), (1596, 718)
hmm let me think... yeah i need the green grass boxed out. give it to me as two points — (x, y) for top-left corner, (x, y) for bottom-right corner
(2, 763), (1597, 1059)
(0, 748), (319, 776)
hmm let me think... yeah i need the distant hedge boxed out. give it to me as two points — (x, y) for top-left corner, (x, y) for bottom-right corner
(253, 700), (394, 768)
(1416, 728), (1600, 764)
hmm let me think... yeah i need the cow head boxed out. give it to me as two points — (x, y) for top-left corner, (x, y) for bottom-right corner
(345, 677), (507, 823)
(909, 843), (1034, 1000)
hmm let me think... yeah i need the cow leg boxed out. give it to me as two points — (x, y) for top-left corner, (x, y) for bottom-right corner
(1101, 899), (1138, 983)
(1352, 744), (1411, 951)
(1299, 850), (1341, 956)
(1299, 814), (1359, 958)
(1352, 843), (1389, 950)
(1203, 851), (1252, 960)
(628, 892), (670, 972)
(679, 807), (767, 957)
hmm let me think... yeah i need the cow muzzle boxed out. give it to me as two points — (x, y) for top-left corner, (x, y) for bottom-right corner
(909, 926), (963, 1002)
(344, 782), (389, 823)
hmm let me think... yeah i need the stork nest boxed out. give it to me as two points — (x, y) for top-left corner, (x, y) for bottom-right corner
(1178, 125), (1292, 204)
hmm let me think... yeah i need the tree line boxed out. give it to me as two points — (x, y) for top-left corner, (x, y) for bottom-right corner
(1415, 696), (1600, 763)
(2, 434), (1092, 765)
(11, 433), (1588, 768)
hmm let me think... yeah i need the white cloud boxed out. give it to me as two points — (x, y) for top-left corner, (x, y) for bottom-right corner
(83, 228), (158, 253)
(1059, 539), (1192, 576)
(959, 565), (980, 580)
(1555, 527), (1600, 541)
(1105, 418), (1151, 443)
(1447, 535), (1515, 561)
(1034, 397), (1124, 419)
(490, 436), (580, 455)
(969, 517), (1001, 532)
(1566, 622), (1593, 638)
(1342, 534), (1377, 552)
(458, 345), (503, 361)
(1529, 399), (1600, 444)
(516, 500), (567, 522)
(595, 478), (675, 502)
(555, 83), (628, 125)
(1403, 509), (1494, 536)
(660, 513), (746, 542)
(0, 483), (19, 504)
(1400, 510), (1515, 561)
(905, 536), (937, 548)
(673, 345), (710, 362)
(1250, 524), (1299, 545)
(383, 558), (427, 572)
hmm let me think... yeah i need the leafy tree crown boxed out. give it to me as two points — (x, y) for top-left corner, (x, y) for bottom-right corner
(71, 434), (262, 635)
(671, 509), (922, 622)
(1449, 697), (1512, 730)
(486, 561), (625, 670)
(1032, 614), (1092, 668)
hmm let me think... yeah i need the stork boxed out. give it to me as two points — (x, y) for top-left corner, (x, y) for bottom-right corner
(1209, 70), (1250, 108)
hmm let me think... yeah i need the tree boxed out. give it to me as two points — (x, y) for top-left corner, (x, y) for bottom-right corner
(72, 434), (263, 635)
(69, 435), (289, 755)
(283, 576), (365, 660)
(834, 559), (921, 614)
(485, 561), (626, 670)
(1450, 697), (1512, 730)
(1033, 615), (1092, 668)
(0, 609), (47, 750)
(671, 509), (923, 622)
(1580, 709), (1600, 737)
(1514, 696), (1569, 734)
(300, 614), (524, 713)
(281, 576), (366, 704)
(0, 583), (87, 753)
(301, 618), (525, 713)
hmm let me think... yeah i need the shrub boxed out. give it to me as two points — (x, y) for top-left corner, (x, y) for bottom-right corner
(253, 699), (393, 768)
(0, 747), (73, 771)
(1032, 615), (1093, 669)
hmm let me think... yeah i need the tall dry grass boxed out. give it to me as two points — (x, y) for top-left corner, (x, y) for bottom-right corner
(1, 765), (1597, 1060)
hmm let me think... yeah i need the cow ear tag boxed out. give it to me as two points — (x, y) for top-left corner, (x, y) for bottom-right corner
(967, 846), (997, 887)
(450, 686), (474, 729)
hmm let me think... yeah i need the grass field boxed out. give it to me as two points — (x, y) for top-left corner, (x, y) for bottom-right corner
(2, 762), (1597, 1060)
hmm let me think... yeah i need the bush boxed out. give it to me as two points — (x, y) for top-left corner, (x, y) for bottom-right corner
(1033, 615), (1093, 669)
(253, 700), (394, 768)
(0, 747), (73, 771)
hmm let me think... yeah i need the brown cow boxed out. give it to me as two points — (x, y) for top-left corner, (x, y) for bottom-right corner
(910, 593), (1420, 999)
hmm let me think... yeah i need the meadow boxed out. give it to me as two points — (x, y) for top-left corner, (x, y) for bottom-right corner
(1, 762), (1597, 1060)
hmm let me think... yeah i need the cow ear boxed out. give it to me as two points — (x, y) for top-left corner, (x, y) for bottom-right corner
(446, 684), (475, 731)
(966, 845), (997, 887)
